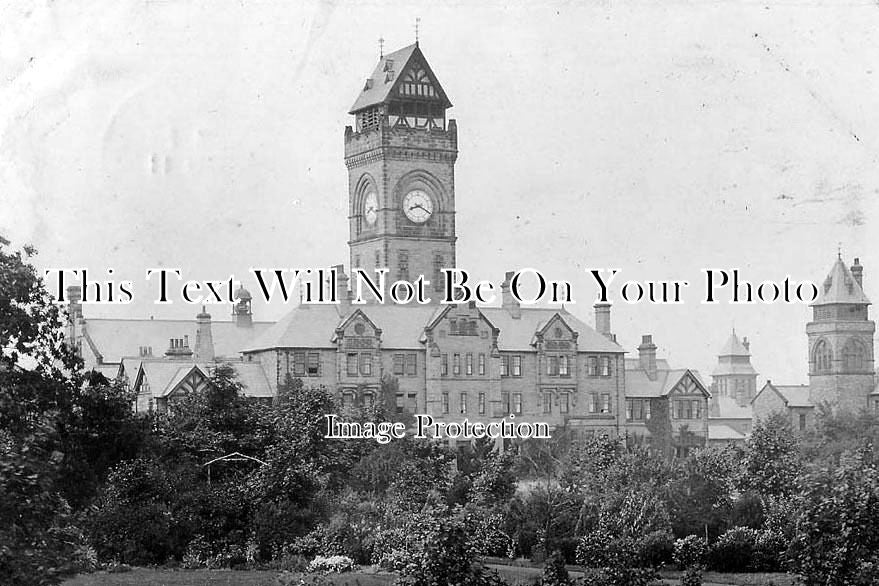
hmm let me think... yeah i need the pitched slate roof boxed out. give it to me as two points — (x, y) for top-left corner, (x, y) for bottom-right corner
(349, 44), (452, 113)
(135, 360), (272, 398)
(83, 317), (273, 363)
(710, 396), (753, 419)
(708, 423), (747, 441)
(718, 332), (749, 356)
(625, 365), (710, 398)
(755, 382), (813, 408)
(813, 257), (871, 306)
(244, 304), (625, 353)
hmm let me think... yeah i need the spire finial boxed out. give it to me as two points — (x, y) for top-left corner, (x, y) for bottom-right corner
(838, 242), (842, 260)
(379, 36), (384, 58)
(415, 17), (420, 46)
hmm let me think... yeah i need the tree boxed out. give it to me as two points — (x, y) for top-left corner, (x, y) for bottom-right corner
(788, 446), (879, 585)
(739, 412), (801, 498)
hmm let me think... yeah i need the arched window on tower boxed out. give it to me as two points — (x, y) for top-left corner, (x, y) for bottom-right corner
(813, 339), (832, 373)
(842, 338), (868, 372)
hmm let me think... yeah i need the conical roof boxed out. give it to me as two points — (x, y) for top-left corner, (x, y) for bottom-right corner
(812, 257), (871, 306)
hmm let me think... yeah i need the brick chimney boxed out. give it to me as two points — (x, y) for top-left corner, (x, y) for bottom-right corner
(851, 257), (863, 288)
(742, 337), (750, 352)
(638, 334), (658, 381)
(594, 302), (612, 340)
(501, 271), (521, 319)
(165, 336), (193, 360)
(233, 285), (253, 327)
(194, 306), (215, 362)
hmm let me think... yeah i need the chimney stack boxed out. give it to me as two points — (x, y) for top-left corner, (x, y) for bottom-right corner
(194, 306), (215, 362)
(501, 271), (521, 319)
(594, 302), (612, 340)
(742, 336), (750, 352)
(851, 257), (864, 288)
(233, 285), (253, 327)
(165, 336), (193, 360)
(638, 334), (658, 381)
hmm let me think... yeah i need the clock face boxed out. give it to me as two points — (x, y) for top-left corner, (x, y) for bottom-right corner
(363, 191), (378, 225)
(403, 189), (433, 223)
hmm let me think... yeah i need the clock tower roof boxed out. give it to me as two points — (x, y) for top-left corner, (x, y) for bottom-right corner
(349, 43), (452, 114)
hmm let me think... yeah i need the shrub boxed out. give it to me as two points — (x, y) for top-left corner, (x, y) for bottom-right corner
(680, 565), (703, 586)
(673, 535), (707, 569)
(707, 526), (758, 572)
(637, 530), (673, 567)
(542, 550), (569, 586)
(307, 554), (356, 573)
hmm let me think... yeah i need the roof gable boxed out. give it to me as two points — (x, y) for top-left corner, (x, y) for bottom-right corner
(718, 331), (749, 357)
(534, 313), (579, 346)
(350, 44), (452, 113)
(665, 370), (711, 398)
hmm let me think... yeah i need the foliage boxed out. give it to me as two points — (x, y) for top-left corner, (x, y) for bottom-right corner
(788, 447), (879, 585)
(705, 526), (784, 573)
(673, 535), (707, 569)
(542, 549), (570, 586)
(739, 413), (801, 498)
(307, 555), (356, 574)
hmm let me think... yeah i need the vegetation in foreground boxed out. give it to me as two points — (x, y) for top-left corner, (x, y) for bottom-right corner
(3, 236), (879, 586)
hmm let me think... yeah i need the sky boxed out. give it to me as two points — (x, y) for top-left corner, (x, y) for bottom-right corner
(1, 0), (877, 385)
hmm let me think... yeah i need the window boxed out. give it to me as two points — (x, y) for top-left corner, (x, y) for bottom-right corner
(363, 393), (375, 409)
(513, 393), (522, 414)
(559, 355), (569, 376)
(588, 356), (598, 377)
(342, 391), (354, 409)
(813, 339), (832, 373)
(442, 392), (449, 414)
(346, 353), (358, 376)
(626, 399), (633, 421)
(479, 392), (486, 415)
(674, 400), (683, 419)
(511, 355), (522, 377)
(478, 353), (486, 375)
(406, 354), (416, 376)
(547, 356), (559, 376)
(589, 393), (598, 414)
(685, 401), (693, 419)
(441, 354), (448, 376)
(500, 356), (509, 376)
(543, 392), (552, 414)
(693, 400), (702, 419)
(843, 338), (867, 371)
(453, 353), (461, 375)
(799, 413), (807, 431)
(560, 393), (570, 414)
(645, 401), (651, 420)
(306, 352), (320, 376)
(600, 356), (611, 377)
(396, 393), (404, 414)
(466, 353), (473, 375)
(460, 392), (467, 414)
(360, 353), (372, 376)
(293, 351), (306, 376)
(393, 354), (405, 375)
(398, 250), (409, 281)
(601, 393), (611, 414)
(434, 255), (444, 293)
(502, 392), (510, 414)
(408, 392), (417, 411)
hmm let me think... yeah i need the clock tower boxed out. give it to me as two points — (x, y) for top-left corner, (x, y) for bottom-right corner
(344, 43), (457, 301)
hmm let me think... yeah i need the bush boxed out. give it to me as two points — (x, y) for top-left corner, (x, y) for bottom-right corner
(673, 535), (707, 569)
(542, 550), (569, 586)
(307, 554), (356, 573)
(707, 526), (758, 572)
(680, 565), (703, 586)
(637, 530), (673, 567)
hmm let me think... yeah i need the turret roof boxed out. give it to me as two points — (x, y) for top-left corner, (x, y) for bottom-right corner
(812, 257), (871, 306)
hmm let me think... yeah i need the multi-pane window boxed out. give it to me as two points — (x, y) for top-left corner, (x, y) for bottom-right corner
(589, 393), (598, 413)
(293, 351), (307, 376)
(434, 255), (444, 293)
(453, 353), (461, 375)
(600, 393), (611, 414)
(560, 393), (570, 414)
(693, 400), (702, 419)
(466, 353), (473, 376)
(814, 339), (832, 373)
(346, 353), (358, 376)
(685, 401), (693, 419)
(393, 353), (417, 376)
(626, 399), (652, 421)
(559, 355), (569, 376)
(500, 356), (509, 376)
(799, 413), (806, 430)
(547, 356), (559, 376)
(398, 250), (409, 281)
(543, 392), (552, 414)
(442, 392), (449, 414)
(511, 355), (522, 377)
(441, 354), (448, 376)
(478, 392), (486, 415)
(396, 393), (404, 414)
(363, 393), (375, 409)
(600, 356), (611, 377)
(513, 393), (522, 414)
(502, 392), (510, 414)
(674, 400), (684, 419)
(460, 392), (467, 414)
(360, 353), (372, 376)
(588, 357), (598, 377)
(478, 353), (486, 375)
(306, 352), (320, 376)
